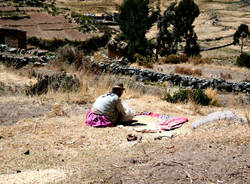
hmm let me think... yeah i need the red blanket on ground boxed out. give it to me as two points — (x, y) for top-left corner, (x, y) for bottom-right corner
(136, 112), (188, 131)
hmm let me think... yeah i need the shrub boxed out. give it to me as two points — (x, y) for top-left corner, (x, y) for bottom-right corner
(163, 54), (179, 64)
(164, 88), (212, 106)
(136, 54), (154, 68)
(28, 33), (111, 53)
(160, 54), (189, 64)
(189, 89), (211, 106)
(56, 45), (83, 70)
(236, 53), (250, 69)
(164, 89), (189, 103)
(178, 54), (188, 63)
(205, 87), (217, 106)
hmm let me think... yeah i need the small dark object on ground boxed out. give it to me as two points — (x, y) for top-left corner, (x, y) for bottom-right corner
(24, 150), (30, 155)
(127, 134), (137, 141)
(16, 170), (21, 173)
(129, 158), (137, 164)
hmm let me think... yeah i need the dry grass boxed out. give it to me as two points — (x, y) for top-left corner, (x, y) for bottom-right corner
(205, 87), (217, 105)
(175, 66), (202, 76)
(159, 54), (189, 65)
(0, 83), (249, 183)
(0, 64), (37, 86)
(244, 109), (250, 126)
(188, 56), (211, 65)
(220, 72), (232, 80)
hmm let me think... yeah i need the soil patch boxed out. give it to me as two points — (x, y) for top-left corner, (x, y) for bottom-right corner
(0, 101), (51, 126)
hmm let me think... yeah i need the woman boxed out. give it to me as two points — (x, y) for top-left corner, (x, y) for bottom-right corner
(85, 83), (127, 127)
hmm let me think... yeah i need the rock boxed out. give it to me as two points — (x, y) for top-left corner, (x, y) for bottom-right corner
(8, 48), (17, 53)
(37, 50), (48, 56)
(34, 62), (42, 67)
(129, 158), (137, 164)
(40, 56), (48, 63)
(24, 150), (30, 155)
(0, 44), (7, 51)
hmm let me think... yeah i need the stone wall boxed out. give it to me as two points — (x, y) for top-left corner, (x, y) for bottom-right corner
(91, 61), (250, 94)
(0, 28), (27, 49)
(0, 44), (55, 68)
(0, 43), (249, 94)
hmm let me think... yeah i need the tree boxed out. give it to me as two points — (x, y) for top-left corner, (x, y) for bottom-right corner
(119, 0), (159, 61)
(157, 0), (200, 57)
(233, 24), (249, 53)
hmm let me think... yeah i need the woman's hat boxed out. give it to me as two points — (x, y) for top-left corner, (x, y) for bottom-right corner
(112, 83), (125, 91)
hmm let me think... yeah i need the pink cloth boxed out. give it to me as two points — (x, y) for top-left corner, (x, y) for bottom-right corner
(136, 112), (188, 131)
(85, 109), (113, 127)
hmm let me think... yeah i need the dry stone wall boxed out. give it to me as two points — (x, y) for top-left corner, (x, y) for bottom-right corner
(91, 61), (250, 94)
(0, 44), (249, 94)
(0, 44), (55, 68)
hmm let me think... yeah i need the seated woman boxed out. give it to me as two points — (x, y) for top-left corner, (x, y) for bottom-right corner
(85, 83), (127, 127)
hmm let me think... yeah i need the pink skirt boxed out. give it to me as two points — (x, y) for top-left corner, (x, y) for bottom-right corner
(85, 109), (113, 127)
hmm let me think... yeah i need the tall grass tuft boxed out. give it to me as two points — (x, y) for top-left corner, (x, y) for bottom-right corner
(205, 87), (218, 105)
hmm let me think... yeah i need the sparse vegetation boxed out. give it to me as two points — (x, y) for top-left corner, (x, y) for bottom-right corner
(236, 52), (250, 69)
(188, 56), (208, 65)
(28, 33), (111, 54)
(175, 66), (202, 76)
(220, 72), (232, 80)
(164, 88), (212, 106)
(205, 87), (217, 106)
(160, 54), (188, 64)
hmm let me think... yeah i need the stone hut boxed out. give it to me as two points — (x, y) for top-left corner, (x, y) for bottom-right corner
(0, 28), (27, 49)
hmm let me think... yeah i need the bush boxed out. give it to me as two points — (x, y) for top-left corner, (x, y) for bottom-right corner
(28, 33), (111, 53)
(189, 89), (211, 106)
(56, 45), (83, 70)
(160, 54), (189, 64)
(164, 89), (189, 103)
(135, 54), (154, 68)
(205, 87), (217, 106)
(178, 54), (188, 63)
(164, 88), (212, 106)
(236, 53), (250, 69)
(162, 54), (179, 64)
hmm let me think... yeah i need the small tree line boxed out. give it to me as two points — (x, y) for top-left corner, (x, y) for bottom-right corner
(118, 0), (249, 62)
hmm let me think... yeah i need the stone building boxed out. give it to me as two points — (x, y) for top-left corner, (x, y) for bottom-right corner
(0, 28), (26, 49)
